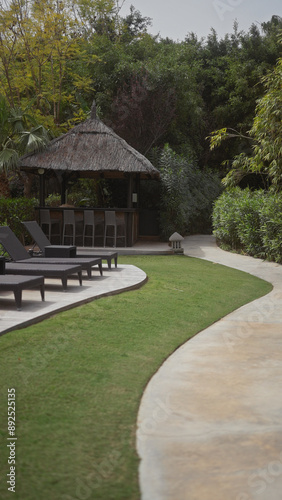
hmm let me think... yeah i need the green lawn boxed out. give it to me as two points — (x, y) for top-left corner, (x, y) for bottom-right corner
(0, 255), (272, 500)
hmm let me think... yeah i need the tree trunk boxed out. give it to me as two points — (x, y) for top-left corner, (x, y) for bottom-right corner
(0, 172), (10, 197)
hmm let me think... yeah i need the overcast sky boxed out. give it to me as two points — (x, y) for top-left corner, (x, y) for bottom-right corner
(120, 0), (282, 40)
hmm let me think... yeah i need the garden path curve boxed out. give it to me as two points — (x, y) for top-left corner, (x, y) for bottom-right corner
(137, 235), (282, 500)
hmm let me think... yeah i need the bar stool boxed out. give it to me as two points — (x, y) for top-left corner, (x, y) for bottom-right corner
(62, 210), (76, 245)
(82, 210), (98, 247)
(104, 211), (126, 247)
(39, 209), (61, 244)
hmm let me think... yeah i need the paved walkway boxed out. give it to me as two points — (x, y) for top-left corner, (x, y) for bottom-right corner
(137, 235), (282, 500)
(0, 264), (147, 336)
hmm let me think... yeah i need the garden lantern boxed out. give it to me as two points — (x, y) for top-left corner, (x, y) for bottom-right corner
(169, 232), (184, 253)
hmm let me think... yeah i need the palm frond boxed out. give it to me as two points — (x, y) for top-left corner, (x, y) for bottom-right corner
(0, 148), (19, 171)
(19, 128), (50, 153)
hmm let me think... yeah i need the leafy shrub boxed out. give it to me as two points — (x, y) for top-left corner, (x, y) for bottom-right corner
(159, 146), (189, 239)
(68, 179), (99, 207)
(190, 168), (224, 234)
(213, 189), (282, 262)
(158, 145), (222, 239)
(212, 188), (242, 249)
(45, 180), (99, 207)
(0, 197), (37, 243)
(45, 193), (61, 207)
(235, 189), (265, 257)
(259, 194), (282, 263)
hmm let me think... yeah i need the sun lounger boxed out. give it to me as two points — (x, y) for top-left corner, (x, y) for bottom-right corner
(0, 274), (45, 310)
(5, 262), (82, 291)
(0, 226), (103, 278)
(23, 221), (118, 269)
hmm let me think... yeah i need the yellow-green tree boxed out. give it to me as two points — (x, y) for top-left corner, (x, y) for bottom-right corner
(0, 0), (96, 130)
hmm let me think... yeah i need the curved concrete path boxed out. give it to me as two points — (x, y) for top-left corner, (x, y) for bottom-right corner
(0, 264), (147, 336)
(137, 235), (282, 500)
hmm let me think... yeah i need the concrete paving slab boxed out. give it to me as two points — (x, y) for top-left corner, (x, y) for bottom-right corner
(137, 235), (282, 500)
(0, 264), (147, 335)
(79, 240), (173, 255)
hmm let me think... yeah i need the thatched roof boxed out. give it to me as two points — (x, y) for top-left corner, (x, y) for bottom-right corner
(19, 104), (159, 179)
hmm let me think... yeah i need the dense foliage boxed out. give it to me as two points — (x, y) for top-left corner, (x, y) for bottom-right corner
(0, 2), (282, 240)
(209, 50), (282, 190)
(213, 188), (282, 263)
(0, 95), (50, 169)
(0, 197), (37, 242)
(158, 145), (222, 238)
(0, 1), (281, 165)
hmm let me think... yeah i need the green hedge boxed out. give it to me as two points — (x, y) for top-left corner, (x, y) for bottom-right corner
(0, 197), (37, 244)
(259, 196), (282, 262)
(212, 188), (282, 263)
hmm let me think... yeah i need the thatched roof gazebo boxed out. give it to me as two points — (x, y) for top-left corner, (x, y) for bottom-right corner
(19, 102), (160, 206)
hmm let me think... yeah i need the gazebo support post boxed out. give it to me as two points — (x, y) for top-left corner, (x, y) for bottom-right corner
(127, 174), (134, 209)
(136, 174), (140, 209)
(126, 173), (140, 246)
(39, 171), (45, 207)
(126, 174), (133, 246)
(61, 173), (68, 205)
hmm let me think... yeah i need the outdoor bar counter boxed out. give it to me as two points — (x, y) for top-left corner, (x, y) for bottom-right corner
(36, 207), (138, 247)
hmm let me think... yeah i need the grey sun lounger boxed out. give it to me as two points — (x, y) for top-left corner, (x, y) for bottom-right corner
(23, 221), (118, 269)
(0, 226), (103, 279)
(0, 275), (45, 310)
(5, 262), (82, 291)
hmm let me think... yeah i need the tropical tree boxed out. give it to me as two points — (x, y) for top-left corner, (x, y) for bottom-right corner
(0, 95), (50, 196)
(110, 70), (176, 154)
(158, 145), (222, 238)
(201, 19), (282, 169)
(209, 49), (282, 190)
(0, 95), (50, 169)
(0, 0), (96, 128)
(249, 54), (282, 188)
